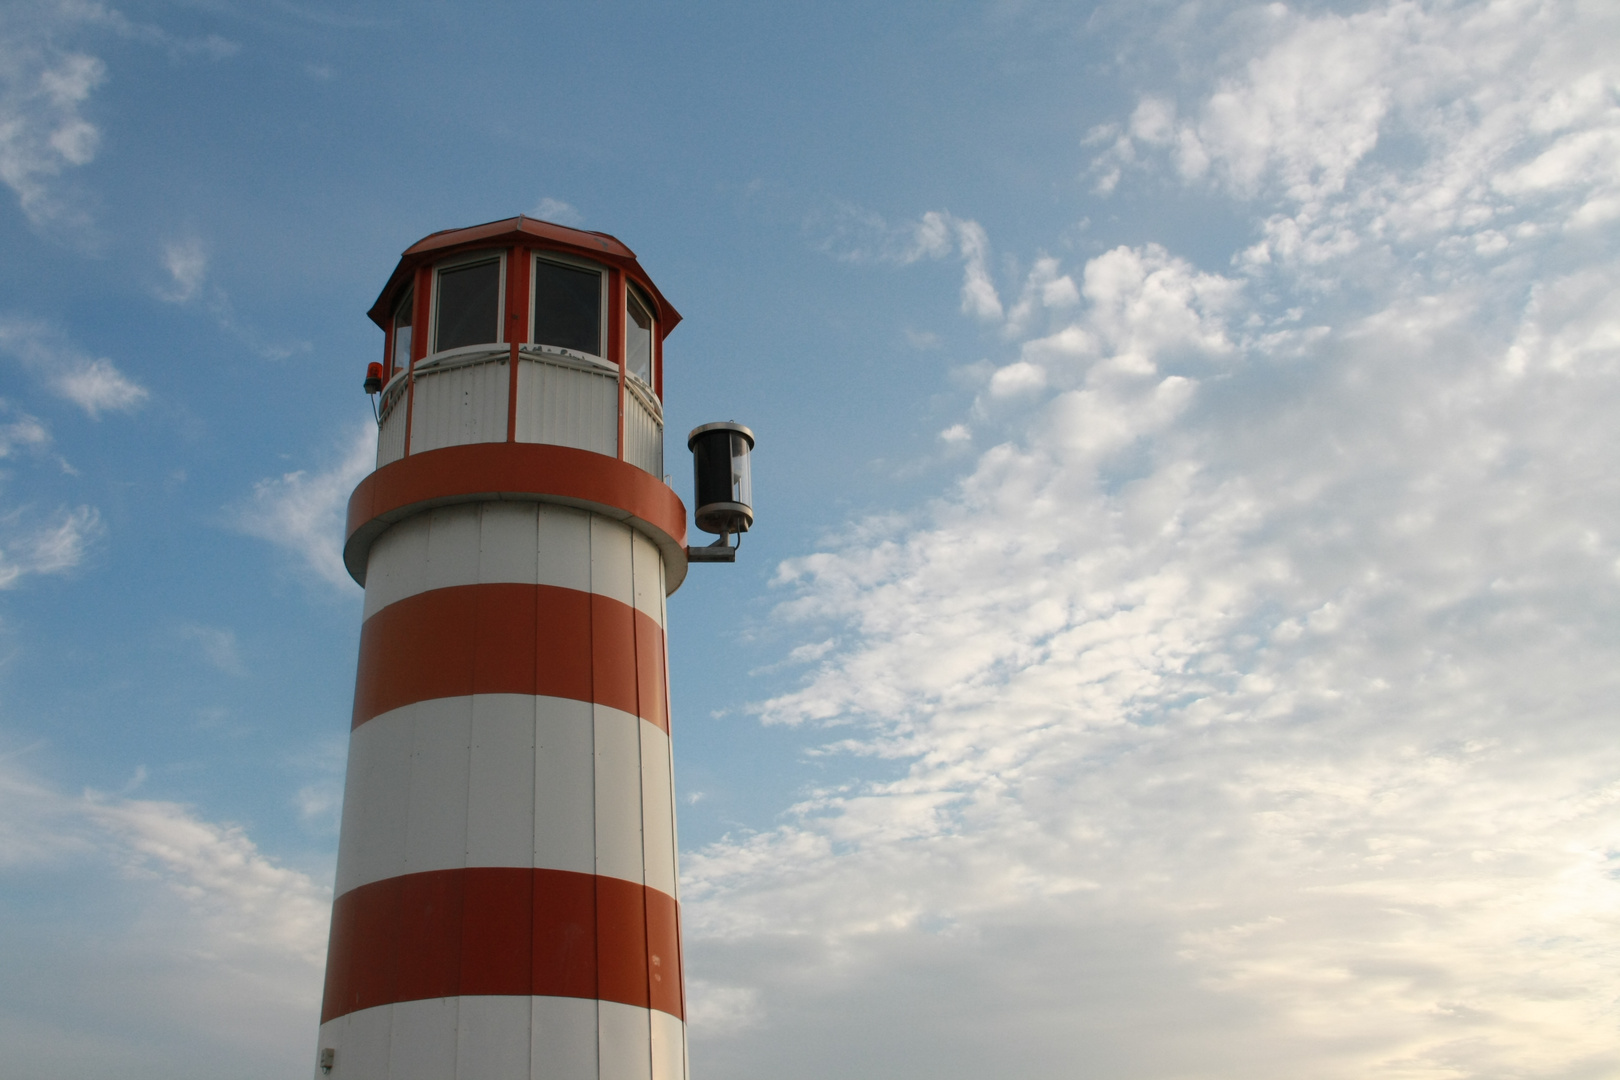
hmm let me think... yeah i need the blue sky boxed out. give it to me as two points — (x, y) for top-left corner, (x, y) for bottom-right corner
(4, 1), (1620, 1077)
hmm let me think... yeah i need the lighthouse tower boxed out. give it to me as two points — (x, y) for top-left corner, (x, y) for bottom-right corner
(316, 217), (715, 1080)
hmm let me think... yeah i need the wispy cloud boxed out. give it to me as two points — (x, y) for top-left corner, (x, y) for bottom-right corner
(53, 358), (149, 416)
(0, 316), (149, 418)
(0, 2), (238, 233)
(0, 16), (104, 229)
(232, 424), (374, 589)
(0, 504), (100, 587)
(290, 735), (346, 833)
(0, 401), (50, 458)
(152, 236), (309, 359)
(83, 789), (329, 963)
(531, 196), (583, 227)
(688, 3), (1620, 1077)
(0, 748), (330, 954)
(176, 623), (246, 676)
(158, 237), (209, 303)
(813, 206), (1005, 321)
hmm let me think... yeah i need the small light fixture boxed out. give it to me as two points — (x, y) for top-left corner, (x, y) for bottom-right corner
(319, 1047), (336, 1073)
(364, 362), (384, 425)
(687, 422), (754, 563)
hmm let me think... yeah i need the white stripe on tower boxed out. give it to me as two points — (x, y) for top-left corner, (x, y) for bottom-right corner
(332, 697), (676, 898)
(359, 503), (667, 626)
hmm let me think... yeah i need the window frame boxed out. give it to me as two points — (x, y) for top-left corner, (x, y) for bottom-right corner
(624, 280), (657, 390)
(429, 249), (507, 356)
(528, 250), (608, 363)
(388, 287), (414, 379)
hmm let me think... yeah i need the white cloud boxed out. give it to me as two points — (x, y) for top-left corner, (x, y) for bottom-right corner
(686, 979), (762, 1037)
(82, 790), (329, 963)
(686, 4), (1620, 1077)
(233, 424), (374, 589)
(1093, 0), (1620, 290)
(177, 623), (246, 676)
(148, 236), (309, 360)
(815, 206), (1005, 322)
(0, 18), (104, 228)
(0, 2), (239, 232)
(0, 316), (149, 417)
(175, 33), (238, 61)
(159, 237), (208, 303)
(295, 781), (341, 826)
(0, 750), (327, 1077)
(0, 504), (100, 587)
(53, 356), (149, 416)
(985, 359), (1045, 397)
(289, 735), (347, 832)
(532, 196), (583, 226)
(0, 402), (49, 458)
(952, 216), (1002, 322)
(1072, 243), (1240, 369)
(0, 745), (90, 866)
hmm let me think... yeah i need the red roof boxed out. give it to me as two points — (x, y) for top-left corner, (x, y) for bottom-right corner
(367, 215), (682, 334)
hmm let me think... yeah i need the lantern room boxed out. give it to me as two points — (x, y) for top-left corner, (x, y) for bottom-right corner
(364, 215), (680, 479)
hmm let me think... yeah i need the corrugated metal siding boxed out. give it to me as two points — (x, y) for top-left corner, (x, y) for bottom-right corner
(376, 390), (408, 467)
(408, 356), (510, 455)
(513, 356), (617, 458)
(368, 351), (657, 472)
(623, 382), (664, 477)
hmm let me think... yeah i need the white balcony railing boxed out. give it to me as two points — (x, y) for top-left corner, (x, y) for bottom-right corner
(623, 373), (664, 478)
(375, 345), (663, 478)
(512, 348), (619, 459)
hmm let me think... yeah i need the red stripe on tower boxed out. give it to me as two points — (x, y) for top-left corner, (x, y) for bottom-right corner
(321, 868), (683, 1023)
(351, 583), (667, 732)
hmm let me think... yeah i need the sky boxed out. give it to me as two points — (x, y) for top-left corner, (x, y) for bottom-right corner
(1, 0), (1618, 1077)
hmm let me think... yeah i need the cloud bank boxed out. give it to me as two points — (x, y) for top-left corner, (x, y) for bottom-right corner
(685, 3), (1620, 1078)
(0, 750), (327, 1078)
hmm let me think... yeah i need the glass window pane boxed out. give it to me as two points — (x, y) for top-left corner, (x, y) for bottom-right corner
(435, 259), (500, 351)
(532, 260), (601, 355)
(391, 289), (412, 372)
(626, 288), (653, 384)
(730, 432), (752, 507)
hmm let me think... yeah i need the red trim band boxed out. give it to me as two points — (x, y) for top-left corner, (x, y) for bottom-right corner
(352, 583), (667, 732)
(344, 442), (688, 592)
(367, 218), (681, 337)
(320, 867), (683, 1024)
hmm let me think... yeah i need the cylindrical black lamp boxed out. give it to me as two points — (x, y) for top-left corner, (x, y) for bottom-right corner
(688, 422), (755, 537)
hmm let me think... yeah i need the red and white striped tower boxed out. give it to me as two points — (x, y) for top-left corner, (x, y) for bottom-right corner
(316, 218), (698, 1080)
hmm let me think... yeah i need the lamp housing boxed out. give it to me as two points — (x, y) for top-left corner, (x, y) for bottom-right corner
(687, 422), (754, 537)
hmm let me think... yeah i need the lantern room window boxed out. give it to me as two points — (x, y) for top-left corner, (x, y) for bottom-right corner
(626, 283), (655, 386)
(433, 254), (502, 352)
(532, 256), (602, 357)
(390, 288), (412, 375)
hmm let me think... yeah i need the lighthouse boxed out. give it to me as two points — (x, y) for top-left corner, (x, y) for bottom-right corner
(314, 217), (750, 1080)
